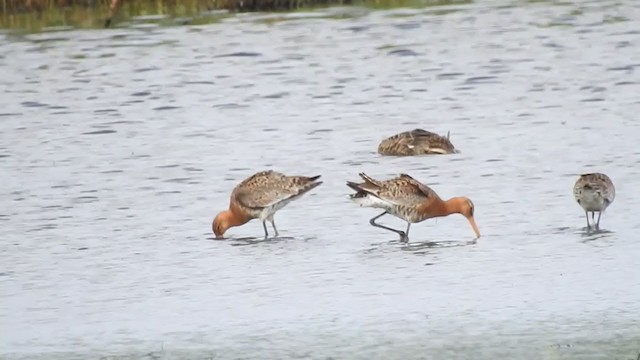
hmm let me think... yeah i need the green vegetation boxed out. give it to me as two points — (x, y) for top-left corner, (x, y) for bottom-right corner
(0, 0), (471, 32)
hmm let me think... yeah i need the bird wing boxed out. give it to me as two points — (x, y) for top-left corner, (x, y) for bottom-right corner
(234, 171), (320, 209)
(410, 129), (455, 153)
(395, 129), (436, 149)
(409, 128), (441, 138)
(371, 173), (439, 207)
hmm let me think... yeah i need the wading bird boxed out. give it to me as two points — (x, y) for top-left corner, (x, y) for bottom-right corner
(212, 170), (322, 239)
(346, 173), (480, 242)
(377, 129), (458, 156)
(573, 173), (615, 231)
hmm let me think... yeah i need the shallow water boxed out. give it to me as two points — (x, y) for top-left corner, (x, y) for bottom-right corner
(2, 0), (640, 359)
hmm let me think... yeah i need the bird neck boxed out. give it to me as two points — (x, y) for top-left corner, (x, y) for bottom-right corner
(434, 198), (464, 217)
(225, 208), (251, 227)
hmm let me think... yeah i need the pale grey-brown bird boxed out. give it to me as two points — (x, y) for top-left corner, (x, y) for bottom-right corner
(573, 173), (615, 230)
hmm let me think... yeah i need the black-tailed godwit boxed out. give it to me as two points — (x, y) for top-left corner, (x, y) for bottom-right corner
(347, 172), (479, 242)
(212, 170), (322, 239)
(377, 129), (458, 156)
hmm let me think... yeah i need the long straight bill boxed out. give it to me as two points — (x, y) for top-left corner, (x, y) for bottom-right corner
(467, 216), (481, 239)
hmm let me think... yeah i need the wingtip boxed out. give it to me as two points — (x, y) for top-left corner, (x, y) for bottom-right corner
(346, 181), (361, 191)
(307, 180), (323, 191)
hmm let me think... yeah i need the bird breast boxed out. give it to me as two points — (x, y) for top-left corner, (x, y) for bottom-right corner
(578, 188), (608, 212)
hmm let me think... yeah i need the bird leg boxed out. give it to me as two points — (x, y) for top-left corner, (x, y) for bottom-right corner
(369, 211), (407, 241)
(262, 220), (269, 239)
(402, 223), (411, 243)
(595, 212), (602, 231)
(268, 216), (279, 237)
(585, 211), (591, 230)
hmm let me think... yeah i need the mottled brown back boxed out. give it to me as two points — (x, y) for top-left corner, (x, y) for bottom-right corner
(233, 170), (322, 209)
(350, 172), (440, 207)
(377, 129), (457, 156)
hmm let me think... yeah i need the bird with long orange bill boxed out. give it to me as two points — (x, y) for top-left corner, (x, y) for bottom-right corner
(212, 170), (322, 239)
(346, 173), (480, 242)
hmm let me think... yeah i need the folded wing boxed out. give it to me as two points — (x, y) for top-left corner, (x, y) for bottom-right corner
(234, 171), (322, 209)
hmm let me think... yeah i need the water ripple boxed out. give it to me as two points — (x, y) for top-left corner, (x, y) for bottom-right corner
(2, 1), (640, 358)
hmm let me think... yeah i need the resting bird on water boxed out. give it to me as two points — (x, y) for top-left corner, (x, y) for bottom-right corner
(377, 129), (458, 156)
(346, 172), (480, 242)
(573, 173), (615, 231)
(212, 170), (322, 239)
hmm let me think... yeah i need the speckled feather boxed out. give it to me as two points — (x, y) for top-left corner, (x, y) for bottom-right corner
(377, 129), (457, 156)
(573, 173), (615, 212)
(232, 170), (322, 218)
(355, 173), (440, 206)
(347, 173), (441, 222)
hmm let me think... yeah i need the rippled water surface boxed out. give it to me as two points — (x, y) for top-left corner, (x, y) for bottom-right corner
(2, 1), (640, 359)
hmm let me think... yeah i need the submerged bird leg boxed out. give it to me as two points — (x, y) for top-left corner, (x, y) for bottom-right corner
(595, 212), (602, 230)
(369, 211), (406, 240)
(402, 223), (411, 243)
(262, 220), (269, 239)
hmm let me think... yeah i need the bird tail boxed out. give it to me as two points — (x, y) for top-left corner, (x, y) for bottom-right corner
(295, 175), (322, 197)
(358, 172), (383, 188)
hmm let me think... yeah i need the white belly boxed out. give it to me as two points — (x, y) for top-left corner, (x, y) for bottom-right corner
(579, 189), (608, 212)
(350, 193), (394, 211)
(349, 193), (419, 222)
(259, 198), (294, 221)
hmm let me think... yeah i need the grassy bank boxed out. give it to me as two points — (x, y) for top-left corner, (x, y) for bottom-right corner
(2, 0), (467, 13)
(2, 0), (349, 13)
(0, 0), (470, 32)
